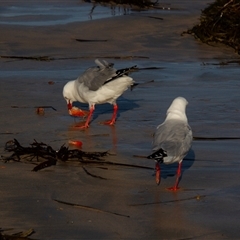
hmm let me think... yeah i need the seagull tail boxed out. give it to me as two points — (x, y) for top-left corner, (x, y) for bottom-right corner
(147, 148), (167, 163)
(95, 59), (114, 68)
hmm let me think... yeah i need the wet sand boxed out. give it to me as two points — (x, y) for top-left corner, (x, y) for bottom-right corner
(1, 0), (240, 239)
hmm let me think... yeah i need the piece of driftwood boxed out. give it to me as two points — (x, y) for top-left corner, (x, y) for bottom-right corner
(75, 38), (108, 42)
(193, 136), (240, 140)
(185, 0), (240, 54)
(82, 166), (108, 180)
(53, 199), (130, 218)
(147, 16), (163, 20)
(10, 106), (56, 111)
(1, 55), (149, 61)
(0, 55), (53, 61)
(129, 195), (206, 206)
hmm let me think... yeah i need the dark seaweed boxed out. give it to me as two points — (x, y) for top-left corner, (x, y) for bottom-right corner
(185, 0), (240, 54)
(2, 139), (153, 173)
(3, 139), (108, 171)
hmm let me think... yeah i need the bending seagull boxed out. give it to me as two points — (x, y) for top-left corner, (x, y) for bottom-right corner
(63, 59), (136, 129)
(147, 97), (192, 191)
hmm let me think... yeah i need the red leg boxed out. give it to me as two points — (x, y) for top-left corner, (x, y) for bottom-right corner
(73, 105), (94, 129)
(79, 105), (94, 129)
(103, 104), (118, 125)
(168, 161), (182, 191)
(155, 162), (161, 185)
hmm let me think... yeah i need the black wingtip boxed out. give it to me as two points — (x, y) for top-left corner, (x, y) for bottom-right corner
(147, 149), (167, 162)
(103, 65), (138, 85)
(116, 65), (137, 76)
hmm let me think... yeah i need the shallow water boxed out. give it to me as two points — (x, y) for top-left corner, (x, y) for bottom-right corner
(1, 1), (240, 239)
(0, 2), (138, 26)
(0, 2), (129, 25)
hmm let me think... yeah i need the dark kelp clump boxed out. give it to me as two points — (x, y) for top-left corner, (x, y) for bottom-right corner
(84, 0), (159, 8)
(0, 228), (35, 240)
(2, 139), (108, 171)
(2, 139), (153, 173)
(186, 0), (240, 54)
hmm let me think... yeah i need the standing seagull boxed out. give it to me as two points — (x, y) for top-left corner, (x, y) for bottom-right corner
(63, 59), (136, 129)
(147, 97), (192, 191)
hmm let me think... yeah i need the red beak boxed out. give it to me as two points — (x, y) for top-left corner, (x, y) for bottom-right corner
(67, 101), (72, 110)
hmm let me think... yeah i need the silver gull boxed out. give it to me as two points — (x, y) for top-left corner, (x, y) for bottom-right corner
(147, 97), (192, 191)
(63, 59), (136, 129)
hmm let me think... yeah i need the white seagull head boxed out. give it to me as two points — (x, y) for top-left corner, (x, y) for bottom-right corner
(63, 80), (76, 105)
(165, 97), (188, 122)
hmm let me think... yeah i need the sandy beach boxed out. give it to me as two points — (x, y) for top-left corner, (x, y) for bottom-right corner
(1, 0), (240, 239)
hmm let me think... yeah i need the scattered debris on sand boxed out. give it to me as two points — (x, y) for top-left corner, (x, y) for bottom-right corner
(185, 0), (240, 54)
(1, 139), (153, 173)
(2, 139), (108, 171)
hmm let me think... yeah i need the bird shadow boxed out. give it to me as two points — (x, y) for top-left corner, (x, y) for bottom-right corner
(160, 148), (195, 181)
(73, 97), (140, 123)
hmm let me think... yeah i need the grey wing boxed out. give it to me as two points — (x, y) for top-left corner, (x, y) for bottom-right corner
(77, 59), (116, 91)
(182, 124), (192, 154)
(153, 121), (192, 160)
